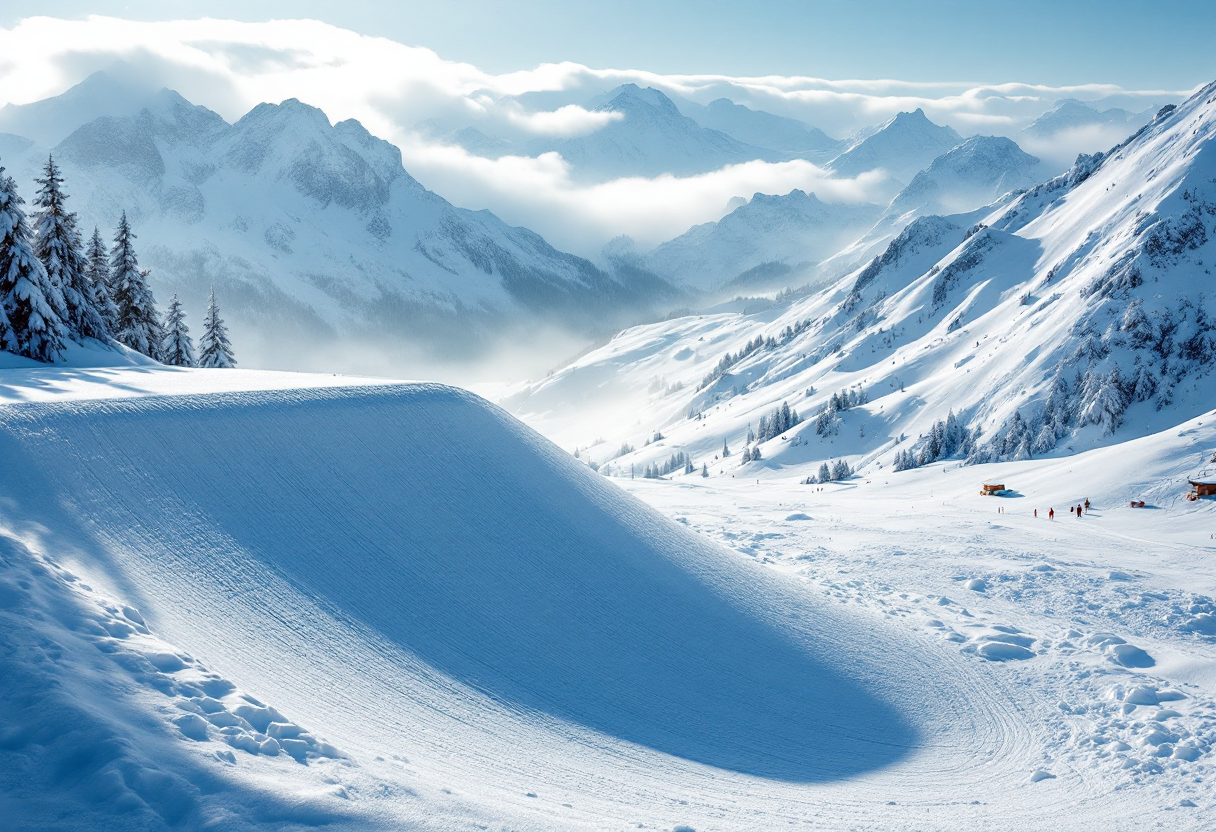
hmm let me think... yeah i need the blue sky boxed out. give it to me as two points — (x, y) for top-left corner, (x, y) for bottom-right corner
(3, 0), (1213, 88)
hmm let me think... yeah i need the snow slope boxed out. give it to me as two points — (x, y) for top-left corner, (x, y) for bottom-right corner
(0, 73), (679, 375)
(827, 109), (963, 189)
(636, 189), (882, 293)
(3, 367), (1214, 830)
(0, 371), (958, 829)
(884, 136), (1043, 223)
(508, 84), (1216, 486)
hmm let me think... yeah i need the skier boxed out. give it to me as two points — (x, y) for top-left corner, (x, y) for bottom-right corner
(1084, 498), (1090, 512)
(1034, 509), (1038, 518)
(1076, 504), (1082, 518)
(1049, 508), (1054, 520)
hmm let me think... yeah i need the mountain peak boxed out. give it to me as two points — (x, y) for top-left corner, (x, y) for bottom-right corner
(828, 108), (962, 184)
(885, 134), (1042, 220)
(886, 108), (945, 133)
(600, 84), (681, 117)
(0, 66), (162, 146)
(237, 98), (333, 132)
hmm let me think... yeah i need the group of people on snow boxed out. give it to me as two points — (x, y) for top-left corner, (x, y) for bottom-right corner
(1035, 498), (1090, 520)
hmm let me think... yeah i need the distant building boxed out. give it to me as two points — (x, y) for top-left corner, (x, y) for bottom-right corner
(1188, 479), (1216, 499)
(981, 483), (1006, 496)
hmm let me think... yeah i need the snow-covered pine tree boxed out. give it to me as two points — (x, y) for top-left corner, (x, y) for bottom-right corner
(721, 439), (730, 458)
(198, 286), (236, 368)
(701, 463), (709, 478)
(1080, 367), (1128, 435)
(85, 226), (118, 332)
(160, 294), (195, 367)
(109, 213), (160, 358)
(741, 446), (752, 463)
(33, 156), (107, 341)
(818, 462), (831, 483)
(0, 167), (66, 361)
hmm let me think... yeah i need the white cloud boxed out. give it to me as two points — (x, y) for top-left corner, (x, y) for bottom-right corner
(398, 138), (890, 253)
(0, 16), (1194, 256)
(503, 104), (622, 137)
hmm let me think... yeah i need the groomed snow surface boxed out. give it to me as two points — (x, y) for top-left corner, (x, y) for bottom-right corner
(1, 367), (1214, 830)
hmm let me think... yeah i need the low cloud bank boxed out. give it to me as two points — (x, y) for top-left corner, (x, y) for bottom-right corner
(0, 16), (1190, 255)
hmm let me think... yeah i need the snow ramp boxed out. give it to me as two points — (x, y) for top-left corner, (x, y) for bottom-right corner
(0, 383), (1007, 827)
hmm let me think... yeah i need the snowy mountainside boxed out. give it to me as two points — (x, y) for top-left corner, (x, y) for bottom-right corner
(677, 97), (844, 159)
(1, 74), (680, 373)
(633, 189), (882, 293)
(616, 134), (1046, 299)
(827, 108), (963, 189)
(884, 136), (1044, 223)
(508, 83), (1216, 483)
(537, 84), (777, 179)
(1018, 98), (1162, 170)
(1021, 98), (1154, 141)
(0, 69), (161, 147)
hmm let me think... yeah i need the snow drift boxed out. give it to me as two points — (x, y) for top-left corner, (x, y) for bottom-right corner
(0, 379), (1001, 829)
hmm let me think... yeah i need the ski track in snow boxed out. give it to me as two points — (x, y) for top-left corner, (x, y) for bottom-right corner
(621, 469), (1216, 827)
(0, 374), (1213, 830)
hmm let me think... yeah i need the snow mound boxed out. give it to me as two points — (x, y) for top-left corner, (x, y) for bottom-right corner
(1, 380), (991, 829)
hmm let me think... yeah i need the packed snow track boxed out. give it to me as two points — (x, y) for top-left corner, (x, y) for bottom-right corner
(0, 380), (1190, 830)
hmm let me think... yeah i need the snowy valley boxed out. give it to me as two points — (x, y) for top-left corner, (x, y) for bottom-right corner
(2, 30), (1215, 832)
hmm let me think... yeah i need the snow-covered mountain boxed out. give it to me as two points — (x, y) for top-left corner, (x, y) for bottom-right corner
(507, 86), (1216, 484)
(827, 108), (963, 187)
(678, 98), (844, 160)
(1020, 98), (1154, 142)
(1018, 98), (1162, 171)
(0, 73), (681, 374)
(0, 69), (160, 146)
(537, 84), (777, 179)
(607, 134), (1044, 298)
(630, 189), (881, 293)
(883, 136), (1043, 222)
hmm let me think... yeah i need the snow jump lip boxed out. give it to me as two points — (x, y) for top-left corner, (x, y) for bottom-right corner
(0, 383), (918, 783)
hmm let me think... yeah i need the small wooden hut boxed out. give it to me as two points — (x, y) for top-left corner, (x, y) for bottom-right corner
(980, 483), (1005, 496)
(1189, 479), (1216, 498)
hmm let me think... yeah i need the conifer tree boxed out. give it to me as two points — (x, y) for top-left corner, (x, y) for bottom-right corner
(33, 156), (107, 340)
(109, 213), (160, 357)
(160, 294), (195, 367)
(198, 286), (236, 368)
(0, 167), (66, 361)
(85, 226), (118, 332)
